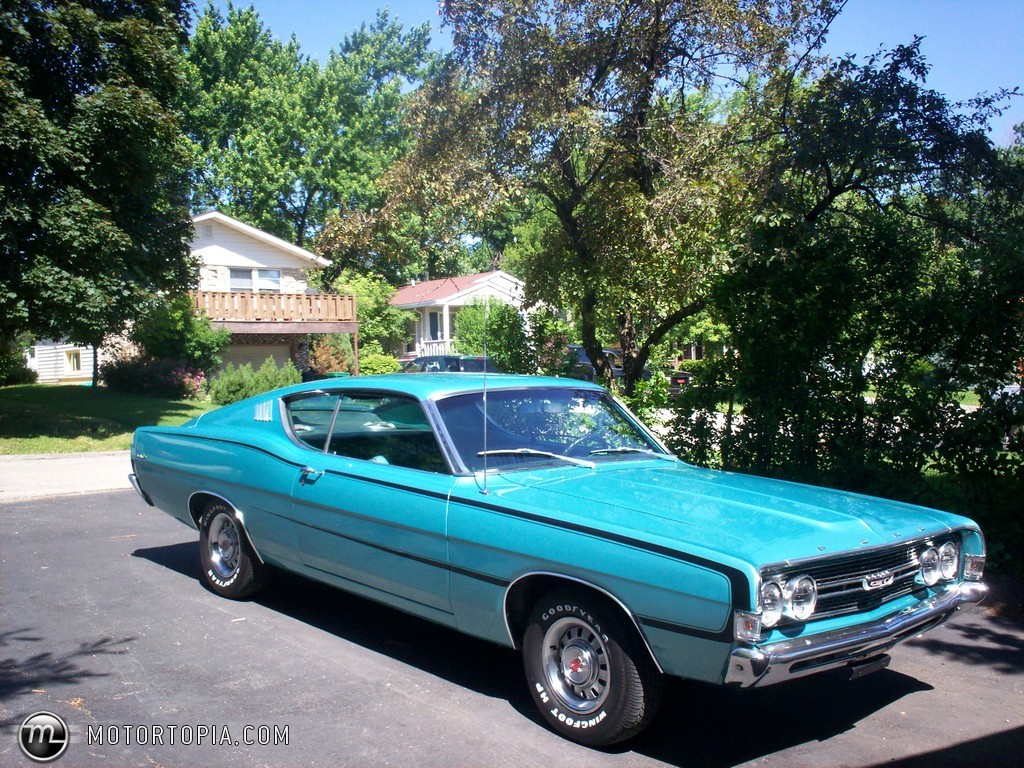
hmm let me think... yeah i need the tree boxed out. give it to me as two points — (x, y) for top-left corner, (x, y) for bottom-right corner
(453, 298), (531, 373)
(130, 293), (232, 372)
(371, 0), (841, 393)
(181, 3), (431, 248)
(315, 268), (413, 355)
(671, 45), (1024, 486)
(0, 0), (196, 382)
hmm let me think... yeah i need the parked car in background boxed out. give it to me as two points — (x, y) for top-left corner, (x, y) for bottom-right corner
(667, 369), (694, 397)
(400, 355), (501, 373)
(130, 374), (988, 747)
(567, 345), (651, 382)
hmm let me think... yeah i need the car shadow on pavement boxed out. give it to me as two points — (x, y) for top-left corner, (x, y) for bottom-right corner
(632, 670), (933, 766)
(132, 540), (203, 582)
(131, 540), (948, 765)
(131, 543), (529, 707)
(857, 725), (1024, 768)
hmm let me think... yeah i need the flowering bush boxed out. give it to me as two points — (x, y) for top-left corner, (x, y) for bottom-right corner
(100, 357), (207, 400)
(163, 365), (207, 400)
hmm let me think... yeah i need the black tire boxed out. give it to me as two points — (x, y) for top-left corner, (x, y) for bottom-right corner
(522, 589), (663, 746)
(198, 501), (266, 600)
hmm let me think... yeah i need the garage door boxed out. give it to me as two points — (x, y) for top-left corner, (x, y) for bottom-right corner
(220, 344), (291, 370)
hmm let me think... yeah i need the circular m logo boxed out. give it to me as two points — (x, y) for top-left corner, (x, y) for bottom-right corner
(18, 711), (69, 762)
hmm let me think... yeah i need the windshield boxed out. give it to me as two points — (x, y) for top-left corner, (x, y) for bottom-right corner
(434, 387), (667, 472)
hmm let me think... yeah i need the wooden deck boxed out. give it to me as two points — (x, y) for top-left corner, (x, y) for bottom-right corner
(191, 291), (357, 323)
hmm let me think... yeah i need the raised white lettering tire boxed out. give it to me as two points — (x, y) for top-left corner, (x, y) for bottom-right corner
(198, 501), (266, 600)
(522, 589), (663, 746)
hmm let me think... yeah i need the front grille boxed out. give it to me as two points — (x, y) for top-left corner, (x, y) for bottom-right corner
(763, 534), (959, 623)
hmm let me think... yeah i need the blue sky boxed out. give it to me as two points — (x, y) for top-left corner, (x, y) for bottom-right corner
(204, 0), (1023, 145)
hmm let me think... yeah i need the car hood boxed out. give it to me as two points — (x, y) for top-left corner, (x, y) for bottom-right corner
(495, 461), (972, 567)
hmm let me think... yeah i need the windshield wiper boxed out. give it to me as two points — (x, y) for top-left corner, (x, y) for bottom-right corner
(588, 447), (677, 462)
(477, 448), (596, 469)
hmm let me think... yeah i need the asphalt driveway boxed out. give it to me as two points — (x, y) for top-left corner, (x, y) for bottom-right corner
(1, 483), (1022, 767)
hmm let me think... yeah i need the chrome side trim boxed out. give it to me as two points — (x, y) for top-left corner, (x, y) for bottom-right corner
(502, 571), (665, 675)
(187, 490), (266, 566)
(725, 581), (988, 687)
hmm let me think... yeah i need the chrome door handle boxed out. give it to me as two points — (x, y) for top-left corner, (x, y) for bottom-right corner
(300, 467), (324, 484)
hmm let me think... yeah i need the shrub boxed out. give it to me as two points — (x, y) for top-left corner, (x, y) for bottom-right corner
(357, 340), (401, 375)
(454, 299), (531, 373)
(131, 294), (231, 371)
(100, 357), (206, 400)
(254, 356), (302, 391)
(209, 357), (302, 405)
(529, 307), (574, 377)
(0, 334), (38, 386)
(310, 334), (353, 374)
(208, 363), (255, 405)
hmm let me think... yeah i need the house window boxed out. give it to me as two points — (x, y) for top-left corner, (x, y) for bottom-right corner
(428, 311), (441, 340)
(257, 269), (281, 292)
(229, 268), (282, 292)
(65, 350), (81, 373)
(229, 269), (253, 292)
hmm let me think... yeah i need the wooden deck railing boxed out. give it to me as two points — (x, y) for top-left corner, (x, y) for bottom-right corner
(191, 291), (356, 323)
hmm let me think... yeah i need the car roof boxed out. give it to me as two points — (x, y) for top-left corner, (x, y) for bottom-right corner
(271, 373), (604, 402)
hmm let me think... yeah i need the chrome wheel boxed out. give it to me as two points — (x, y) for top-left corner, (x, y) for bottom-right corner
(524, 590), (663, 745)
(541, 616), (611, 714)
(207, 512), (240, 580)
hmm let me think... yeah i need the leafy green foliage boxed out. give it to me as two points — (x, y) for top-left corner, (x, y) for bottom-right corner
(209, 357), (301, 405)
(0, 334), (36, 386)
(0, 0), (195, 361)
(357, 341), (401, 375)
(100, 358), (207, 401)
(314, 269), (413, 355)
(453, 299), (530, 373)
(309, 334), (354, 374)
(130, 294), (232, 373)
(181, 4), (431, 248)
(661, 49), (1024, 571)
(528, 306), (575, 377)
(378, 0), (843, 393)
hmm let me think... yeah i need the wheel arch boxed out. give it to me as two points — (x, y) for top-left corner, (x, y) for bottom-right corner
(188, 491), (265, 565)
(503, 571), (664, 675)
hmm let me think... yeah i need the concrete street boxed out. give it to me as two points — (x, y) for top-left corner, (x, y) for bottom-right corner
(0, 451), (132, 503)
(0, 469), (1022, 767)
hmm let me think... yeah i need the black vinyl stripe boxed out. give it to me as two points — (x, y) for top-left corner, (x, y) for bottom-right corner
(169, 434), (751, 635)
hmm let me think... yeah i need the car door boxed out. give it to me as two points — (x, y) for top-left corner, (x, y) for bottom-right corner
(287, 391), (456, 618)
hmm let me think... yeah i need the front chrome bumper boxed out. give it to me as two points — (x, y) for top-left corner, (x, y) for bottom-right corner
(725, 581), (988, 687)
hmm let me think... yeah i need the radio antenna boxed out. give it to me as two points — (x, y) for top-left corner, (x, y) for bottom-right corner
(481, 299), (489, 494)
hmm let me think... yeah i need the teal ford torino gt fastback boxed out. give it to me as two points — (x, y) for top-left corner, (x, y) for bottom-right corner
(130, 374), (988, 746)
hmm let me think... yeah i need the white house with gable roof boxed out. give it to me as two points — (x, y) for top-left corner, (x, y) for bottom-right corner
(27, 211), (358, 383)
(390, 270), (526, 357)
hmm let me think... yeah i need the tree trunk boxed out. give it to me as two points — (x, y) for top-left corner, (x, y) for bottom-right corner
(91, 343), (101, 389)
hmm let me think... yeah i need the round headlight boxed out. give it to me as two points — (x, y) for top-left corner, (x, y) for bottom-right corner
(938, 541), (959, 581)
(920, 547), (940, 586)
(760, 581), (783, 627)
(783, 575), (818, 621)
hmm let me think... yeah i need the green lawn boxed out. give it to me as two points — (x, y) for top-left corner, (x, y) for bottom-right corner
(0, 384), (218, 455)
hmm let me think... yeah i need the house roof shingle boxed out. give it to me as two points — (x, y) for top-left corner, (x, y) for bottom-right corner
(391, 271), (522, 308)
